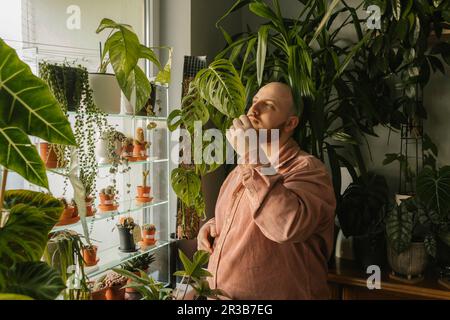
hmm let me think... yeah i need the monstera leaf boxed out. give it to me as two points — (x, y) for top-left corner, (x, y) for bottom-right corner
(170, 168), (201, 207)
(0, 38), (76, 188)
(195, 59), (246, 119)
(417, 166), (450, 216)
(3, 262), (65, 300)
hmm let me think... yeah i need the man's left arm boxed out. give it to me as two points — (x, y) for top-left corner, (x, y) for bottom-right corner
(239, 162), (336, 244)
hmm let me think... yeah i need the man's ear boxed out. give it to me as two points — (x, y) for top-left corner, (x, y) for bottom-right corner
(284, 116), (299, 133)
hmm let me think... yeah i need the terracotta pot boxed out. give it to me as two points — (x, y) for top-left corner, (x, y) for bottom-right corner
(91, 287), (107, 300)
(387, 242), (428, 278)
(137, 186), (151, 198)
(60, 206), (75, 221)
(39, 143), (60, 168)
(105, 285), (125, 300)
(141, 228), (156, 246)
(125, 269), (149, 294)
(82, 245), (98, 267)
(133, 144), (147, 160)
(99, 193), (114, 206)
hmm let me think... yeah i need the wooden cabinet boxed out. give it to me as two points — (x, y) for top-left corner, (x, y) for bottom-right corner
(328, 258), (450, 300)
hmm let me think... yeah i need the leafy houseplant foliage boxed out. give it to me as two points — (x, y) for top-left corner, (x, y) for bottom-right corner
(337, 173), (390, 238)
(113, 250), (226, 300)
(0, 190), (66, 299)
(43, 230), (90, 300)
(0, 38), (76, 299)
(96, 18), (170, 112)
(121, 253), (155, 273)
(40, 61), (108, 198)
(0, 39), (76, 188)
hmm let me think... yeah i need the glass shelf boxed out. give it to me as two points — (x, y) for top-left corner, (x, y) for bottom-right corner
(67, 112), (167, 121)
(47, 157), (168, 175)
(51, 198), (169, 232)
(85, 240), (171, 278)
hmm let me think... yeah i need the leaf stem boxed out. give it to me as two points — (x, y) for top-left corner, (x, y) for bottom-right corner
(0, 168), (8, 224)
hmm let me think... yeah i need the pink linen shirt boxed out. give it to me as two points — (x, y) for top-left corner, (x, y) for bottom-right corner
(206, 138), (336, 299)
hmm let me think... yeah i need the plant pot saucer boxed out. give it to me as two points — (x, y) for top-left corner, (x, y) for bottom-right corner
(119, 245), (140, 253)
(98, 204), (119, 212)
(84, 258), (100, 267)
(135, 196), (153, 203)
(56, 216), (80, 226)
(126, 156), (139, 162)
(135, 156), (148, 161)
(139, 240), (157, 248)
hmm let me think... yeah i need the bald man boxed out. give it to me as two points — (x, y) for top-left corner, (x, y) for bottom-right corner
(198, 82), (336, 300)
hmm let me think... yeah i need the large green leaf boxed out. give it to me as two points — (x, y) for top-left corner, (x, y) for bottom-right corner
(171, 168), (201, 207)
(1, 190), (63, 268)
(0, 38), (75, 146)
(121, 65), (152, 112)
(417, 166), (450, 215)
(195, 59), (246, 118)
(3, 262), (65, 300)
(155, 47), (172, 85)
(386, 200), (414, 254)
(0, 127), (48, 188)
(0, 293), (33, 300)
(97, 18), (140, 81)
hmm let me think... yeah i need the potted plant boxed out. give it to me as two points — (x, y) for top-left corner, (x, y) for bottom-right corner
(336, 173), (390, 270)
(95, 18), (170, 114)
(133, 127), (150, 160)
(55, 197), (79, 226)
(120, 253), (155, 296)
(99, 186), (119, 212)
(136, 170), (152, 203)
(121, 137), (136, 161)
(117, 217), (137, 252)
(95, 127), (126, 164)
(141, 224), (157, 246)
(92, 271), (128, 300)
(82, 244), (99, 267)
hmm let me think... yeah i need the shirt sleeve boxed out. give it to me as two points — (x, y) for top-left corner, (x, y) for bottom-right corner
(238, 160), (336, 244)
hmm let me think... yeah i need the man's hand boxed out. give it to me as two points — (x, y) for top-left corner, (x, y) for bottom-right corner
(226, 115), (259, 160)
(197, 222), (219, 254)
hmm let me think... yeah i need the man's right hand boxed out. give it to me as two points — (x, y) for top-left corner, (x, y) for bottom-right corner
(197, 222), (218, 254)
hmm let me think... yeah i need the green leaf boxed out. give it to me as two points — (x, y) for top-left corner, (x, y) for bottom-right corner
(256, 25), (270, 86)
(120, 65), (152, 112)
(309, 0), (341, 45)
(0, 191), (63, 270)
(195, 59), (246, 118)
(2, 262), (65, 300)
(155, 47), (172, 85)
(417, 166), (450, 215)
(383, 153), (401, 166)
(0, 127), (48, 188)
(249, 2), (278, 22)
(97, 19), (141, 80)
(216, 0), (252, 28)
(178, 249), (193, 275)
(392, 0), (401, 21)
(0, 293), (33, 300)
(171, 168), (202, 207)
(139, 45), (162, 70)
(0, 39), (76, 146)
(386, 200), (414, 254)
(331, 132), (359, 145)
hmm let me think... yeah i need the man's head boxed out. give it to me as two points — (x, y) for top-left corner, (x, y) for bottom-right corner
(247, 82), (299, 142)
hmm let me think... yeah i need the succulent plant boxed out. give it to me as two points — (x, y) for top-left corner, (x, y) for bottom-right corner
(93, 272), (127, 290)
(142, 170), (150, 188)
(143, 224), (156, 232)
(121, 253), (155, 272)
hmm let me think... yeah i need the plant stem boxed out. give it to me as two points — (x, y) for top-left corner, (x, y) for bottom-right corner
(182, 276), (191, 300)
(0, 168), (8, 222)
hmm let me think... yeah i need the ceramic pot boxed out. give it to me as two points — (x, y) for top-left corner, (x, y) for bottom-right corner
(387, 242), (428, 278)
(105, 285), (125, 300)
(118, 226), (137, 252)
(141, 228), (156, 246)
(88, 73), (121, 114)
(121, 92), (134, 115)
(133, 144), (147, 160)
(136, 186), (152, 203)
(95, 137), (122, 164)
(91, 287), (107, 300)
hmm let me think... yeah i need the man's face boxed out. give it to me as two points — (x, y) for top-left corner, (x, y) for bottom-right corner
(247, 82), (297, 132)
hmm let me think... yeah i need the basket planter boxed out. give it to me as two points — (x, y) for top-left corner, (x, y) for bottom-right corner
(387, 242), (428, 279)
(88, 73), (121, 114)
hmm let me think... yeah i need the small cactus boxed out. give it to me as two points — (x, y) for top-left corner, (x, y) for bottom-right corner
(142, 170), (150, 188)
